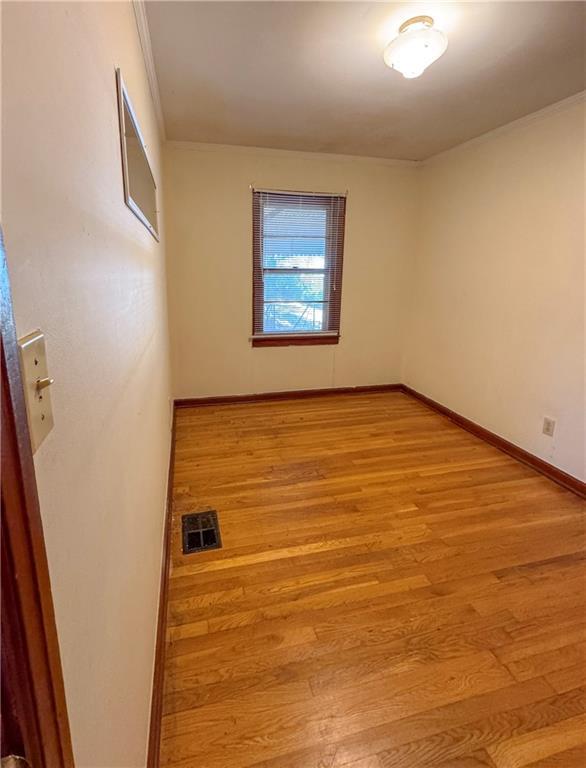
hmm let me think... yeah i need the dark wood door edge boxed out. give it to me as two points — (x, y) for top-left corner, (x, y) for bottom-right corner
(146, 410), (177, 768)
(1, 235), (75, 766)
(401, 385), (585, 499)
(175, 384), (403, 408)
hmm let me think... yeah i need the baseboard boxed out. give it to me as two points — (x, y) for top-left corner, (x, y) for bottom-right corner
(402, 385), (585, 499)
(175, 383), (403, 408)
(146, 409), (177, 768)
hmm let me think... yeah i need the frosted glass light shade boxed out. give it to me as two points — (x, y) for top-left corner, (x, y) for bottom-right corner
(383, 21), (448, 79)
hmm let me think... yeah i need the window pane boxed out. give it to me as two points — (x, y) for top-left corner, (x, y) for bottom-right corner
(252, 191), (345, 339)
(263, 273), (325, 303)
(263, 302), (326, 333)
(263, 237), (325, 269)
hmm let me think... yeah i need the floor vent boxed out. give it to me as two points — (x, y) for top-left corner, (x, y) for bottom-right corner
(181, 510), (222, 555)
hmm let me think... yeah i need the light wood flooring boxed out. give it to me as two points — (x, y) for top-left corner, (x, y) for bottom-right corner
(160, 391), (586, 768)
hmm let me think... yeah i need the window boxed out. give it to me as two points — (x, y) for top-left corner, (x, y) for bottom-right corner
(252, 189), (346, 347)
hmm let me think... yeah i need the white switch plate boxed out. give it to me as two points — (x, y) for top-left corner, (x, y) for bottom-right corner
(17, 330), (54, 452)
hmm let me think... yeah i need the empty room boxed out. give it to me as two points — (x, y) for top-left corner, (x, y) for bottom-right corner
(1, 2), (585, 767)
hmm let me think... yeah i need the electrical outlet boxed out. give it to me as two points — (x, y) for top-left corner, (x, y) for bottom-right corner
(542, 417), (556, 437)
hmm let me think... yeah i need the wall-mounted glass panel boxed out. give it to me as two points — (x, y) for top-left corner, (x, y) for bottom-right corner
(116, 69), (158, 239)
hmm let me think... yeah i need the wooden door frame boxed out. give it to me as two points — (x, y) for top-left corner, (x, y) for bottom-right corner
(1, 232), (75, 767)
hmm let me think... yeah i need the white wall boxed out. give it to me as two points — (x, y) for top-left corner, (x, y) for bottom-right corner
(2, 3), (171, 766)
(403, 95), (585, 481)
(164, 142), (418, 398)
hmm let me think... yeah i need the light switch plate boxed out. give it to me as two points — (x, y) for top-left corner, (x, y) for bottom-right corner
(17, 330), (54, 452)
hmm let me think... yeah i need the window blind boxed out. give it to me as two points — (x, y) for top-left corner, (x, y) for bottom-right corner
(252, 190), (346, 345)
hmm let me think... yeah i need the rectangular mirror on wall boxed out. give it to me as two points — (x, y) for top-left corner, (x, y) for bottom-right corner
(115, 68), (159, 239)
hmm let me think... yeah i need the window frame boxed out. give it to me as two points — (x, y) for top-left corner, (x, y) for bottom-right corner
(251, 190), (346, 347)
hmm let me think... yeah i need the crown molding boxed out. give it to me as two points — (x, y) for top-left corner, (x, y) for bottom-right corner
(164, 140), (421, 169)
(423, 90), (585, 165)
(132, 0), (166, 141)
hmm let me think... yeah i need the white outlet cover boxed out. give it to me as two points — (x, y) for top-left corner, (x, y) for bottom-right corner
(542, 417), (556, 437)
(17, 330), (55, 452)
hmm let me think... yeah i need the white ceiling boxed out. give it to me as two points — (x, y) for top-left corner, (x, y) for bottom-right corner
(146, 1), (585, 160)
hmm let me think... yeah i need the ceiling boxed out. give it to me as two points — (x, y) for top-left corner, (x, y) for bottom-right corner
(146, 1), (585, 161)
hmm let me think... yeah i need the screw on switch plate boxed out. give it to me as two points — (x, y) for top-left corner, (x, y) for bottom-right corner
(542, 417), (556, 437)
(17, 330), (55, 452)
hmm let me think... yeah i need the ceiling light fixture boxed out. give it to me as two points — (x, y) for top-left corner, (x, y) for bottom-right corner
(383, 15), (448, 79)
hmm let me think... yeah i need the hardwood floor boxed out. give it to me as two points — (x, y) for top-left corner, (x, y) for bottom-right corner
(159, 391), (586, 768)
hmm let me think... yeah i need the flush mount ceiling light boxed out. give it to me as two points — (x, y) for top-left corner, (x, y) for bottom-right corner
(383, 15), (448, 79)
